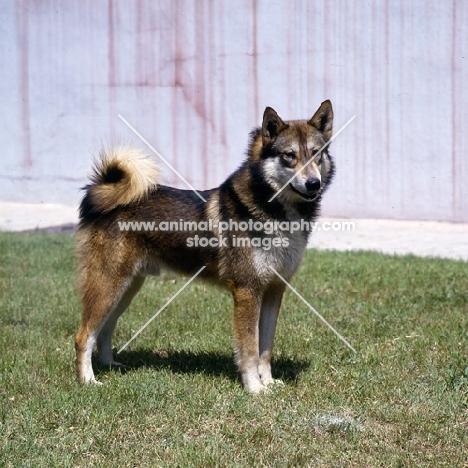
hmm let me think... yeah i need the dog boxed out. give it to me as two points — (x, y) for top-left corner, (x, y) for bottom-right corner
(75, 100), (335, 393)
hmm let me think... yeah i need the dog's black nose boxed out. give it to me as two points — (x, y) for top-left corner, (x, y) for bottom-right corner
(305, 178), (321, 192)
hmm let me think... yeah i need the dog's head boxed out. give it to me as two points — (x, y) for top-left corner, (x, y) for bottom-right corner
(255, 101), (334, 203)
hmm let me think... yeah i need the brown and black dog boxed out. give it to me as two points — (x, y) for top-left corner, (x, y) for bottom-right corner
(75, 101), (335, 393)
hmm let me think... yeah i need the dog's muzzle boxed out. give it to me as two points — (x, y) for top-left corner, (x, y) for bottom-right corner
(289, 177), (321, 201)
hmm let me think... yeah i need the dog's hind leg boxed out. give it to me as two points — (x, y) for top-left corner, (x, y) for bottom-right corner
(75, 270), (138, 384)
(96, 275), (146, 367)
(232, 286), (266, 394)
(258, 284), (285, 387)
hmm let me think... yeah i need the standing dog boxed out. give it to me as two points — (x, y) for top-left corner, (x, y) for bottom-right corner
(75, 100), (335, 393)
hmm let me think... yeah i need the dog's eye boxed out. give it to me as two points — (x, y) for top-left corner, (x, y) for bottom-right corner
(284, 152), (296, 161)
(312, 149), (322, 162)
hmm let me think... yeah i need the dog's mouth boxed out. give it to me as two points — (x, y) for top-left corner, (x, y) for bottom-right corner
(289, 183), (320, 201)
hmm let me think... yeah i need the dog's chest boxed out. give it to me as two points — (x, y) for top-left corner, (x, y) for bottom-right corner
(252, 230), (308, 282)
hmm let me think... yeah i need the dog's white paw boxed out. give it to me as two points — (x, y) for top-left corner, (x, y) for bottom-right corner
(247, 383), (269, 395)
(82, 377), (103, 386)
(262, 378), (284, 388)
(242, 372), (269, 394)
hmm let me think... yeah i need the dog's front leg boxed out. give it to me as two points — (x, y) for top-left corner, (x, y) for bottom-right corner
(258, 284), (285, 386)
(232, 286), (266, 394)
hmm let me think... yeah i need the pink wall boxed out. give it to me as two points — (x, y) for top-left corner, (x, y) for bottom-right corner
(2, 0), (467, 222)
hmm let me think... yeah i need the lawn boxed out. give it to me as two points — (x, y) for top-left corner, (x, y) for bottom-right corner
(0, 232), (467, 467)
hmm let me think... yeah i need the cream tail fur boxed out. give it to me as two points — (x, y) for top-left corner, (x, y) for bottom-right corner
(87, 146), (160, 213)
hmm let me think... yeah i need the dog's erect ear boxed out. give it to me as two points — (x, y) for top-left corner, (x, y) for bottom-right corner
(308, 100), (333, 141)
(262, 107), (288, 145)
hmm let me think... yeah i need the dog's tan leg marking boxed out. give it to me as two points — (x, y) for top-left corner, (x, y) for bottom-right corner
(97, 275), (146, 367)
(232, 286), (267, 394)
(258, 284), (285, 387)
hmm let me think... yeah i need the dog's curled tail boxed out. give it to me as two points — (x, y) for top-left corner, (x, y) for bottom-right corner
(81, 146), (159, 216)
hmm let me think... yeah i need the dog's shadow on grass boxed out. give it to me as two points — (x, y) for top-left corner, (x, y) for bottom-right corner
(95, 348), (310, 384)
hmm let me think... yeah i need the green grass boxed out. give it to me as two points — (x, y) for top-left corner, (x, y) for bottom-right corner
(1, 232), (467, 467)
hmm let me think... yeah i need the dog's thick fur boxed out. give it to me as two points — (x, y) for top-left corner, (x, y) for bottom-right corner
(75, 101), (335, 393)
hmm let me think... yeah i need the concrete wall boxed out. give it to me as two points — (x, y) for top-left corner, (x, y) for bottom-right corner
(1, 0), (467, 222)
